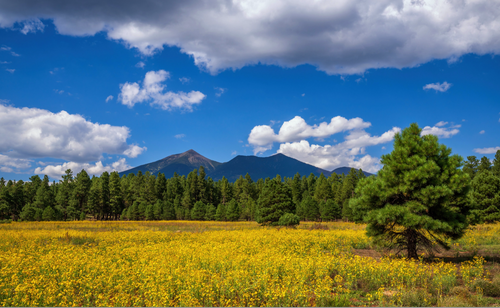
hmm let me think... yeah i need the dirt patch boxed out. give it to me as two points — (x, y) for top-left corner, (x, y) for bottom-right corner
(352, 248), (382, 260)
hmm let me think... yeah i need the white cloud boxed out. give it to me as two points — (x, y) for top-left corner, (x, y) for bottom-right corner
(5, 69), (15, 73)
(215, 87), (226, 97)
(35, 158), (131, 178)
(248, 115), (371, 151)
(423, 82), (452, 92)
(105, 95), (114, 102)
(474, 147), (500, 155)
(231, 151), (237, 155)
(0, 104), (146, 163)
(479, 130), (485, 134)
(179, 77), (190, 84)
(249, 115), (400, 172)
(10, 52), (20, 57)
(0, 61), (10, 64)
(118, 70), (206, 111)
(123, 144), (146, 158)
(54, 89), (64, 94)
(174, 134), (185, 139)
(421, 121), (460, 138)
(277, 140), (386, 173)
(1, 1), (500, 75)
(18, 19), (44, 34)
(301, 93), (305, 97)
(0, 46), (11, 51)
(0, 154), (32, 173)
(135, 61), (145, 68)
(0, 99), (9, 104)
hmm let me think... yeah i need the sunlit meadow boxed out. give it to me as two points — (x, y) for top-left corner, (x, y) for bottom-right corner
(1, 221), (499, 307)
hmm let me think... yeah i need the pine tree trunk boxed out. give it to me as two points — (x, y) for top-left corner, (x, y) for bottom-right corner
(406, 229), (418, 259)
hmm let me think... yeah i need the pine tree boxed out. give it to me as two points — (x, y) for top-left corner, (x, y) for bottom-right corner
(320, 199), (341, 221)
(492, 150), (500, 177)
(42, 206), (56, 221)
(153, 200), (163, 220)
(100, 171), (110, 220)
(463, 156), (480, 180)
(226, 199), (240, 221)
(470, 170), (500, 223)
(257, 179), (293, 226)
(478, 156), (492, 174)
(204, 203), (217, 221)
(191, 201), (206, 220)
(162, 200), (176, 220)
(109, 172), (123, 220)
(215, 203), (226, 221)
(349, 123), (470, 259)
(145, 203), (155, 220)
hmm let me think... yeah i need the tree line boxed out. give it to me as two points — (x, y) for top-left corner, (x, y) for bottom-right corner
(0, 149), (499, 226)
(0, 166), (366, 224)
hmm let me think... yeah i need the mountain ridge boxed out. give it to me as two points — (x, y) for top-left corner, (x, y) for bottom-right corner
(119, 150), (372, 180)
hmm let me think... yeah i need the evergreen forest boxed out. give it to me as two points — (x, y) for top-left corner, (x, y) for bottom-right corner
(1, 150), (499, 225)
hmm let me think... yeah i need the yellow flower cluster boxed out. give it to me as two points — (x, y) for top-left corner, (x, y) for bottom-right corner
(0, 221), (488, 307)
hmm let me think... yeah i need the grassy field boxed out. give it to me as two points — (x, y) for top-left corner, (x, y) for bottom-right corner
(0, 221), (499, 307)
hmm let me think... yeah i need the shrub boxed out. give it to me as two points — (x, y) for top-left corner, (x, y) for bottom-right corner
(278, 213), (300, 228)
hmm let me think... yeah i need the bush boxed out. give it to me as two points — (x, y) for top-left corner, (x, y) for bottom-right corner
(278, 213), (300, 228)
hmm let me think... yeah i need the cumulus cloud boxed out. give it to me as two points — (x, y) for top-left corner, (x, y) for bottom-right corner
(118, 70), (206, 111)
(0, 154), (32, 173)
(135, 61), (145, 68)
(423, 82), (452, 92)
(34, 158), (131, 178)
(479, 130), (485, 134)
(248, 115), (371, 152)
(421, 122), (460, 138)
(105, 95), (114, 102)
(0, 104), (146, 163)
(1, 1), (500, 75)
(248, 115), (400, 172)
(474, 147), (500, 154)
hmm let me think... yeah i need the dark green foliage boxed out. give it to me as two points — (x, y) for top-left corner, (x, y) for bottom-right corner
(215, 203), (226, 221)
(478, 156), (492, 174)
(492, 150), (500, 177)
(320, 199), (341, 221)
(257, 179), (293, 226)
(191, 201), (206, 220)
(278, 213), (300, 228)
(204, 203), (216, 221)
(42, 206), (56, 221)
(145, 203), (155, 220)
(226, 199), (240, 221)
(162, 201), (176, 220)
(298, 194), (319, 221)
(19, 203), (37, 221)
(463, 156), (479, 181)
(349, 123), (470, 259)
(153, 200), (163, 220)
(470, 170), (500, 223)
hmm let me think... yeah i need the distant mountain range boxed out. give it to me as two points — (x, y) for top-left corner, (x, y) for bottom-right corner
(119, 149), (372, 181)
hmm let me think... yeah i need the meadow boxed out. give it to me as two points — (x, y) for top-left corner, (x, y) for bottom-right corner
(1, 221), (500, 307)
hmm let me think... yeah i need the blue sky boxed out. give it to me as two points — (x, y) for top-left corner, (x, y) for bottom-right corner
(0, 1), (499, 181)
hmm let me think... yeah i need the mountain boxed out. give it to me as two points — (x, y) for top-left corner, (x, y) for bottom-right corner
(119, 149), (221, 177)
(119, 149), (372, 180)
(208, 153), (332, 181)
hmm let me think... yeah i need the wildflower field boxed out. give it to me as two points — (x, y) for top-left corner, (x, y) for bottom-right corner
(1, 221), (500, 307)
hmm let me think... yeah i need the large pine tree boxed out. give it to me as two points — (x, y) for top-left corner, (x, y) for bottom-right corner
(350, 123), (470, 259)
(257, 179), (293, 226)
